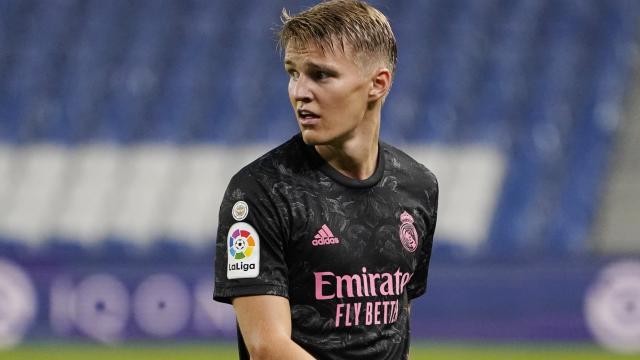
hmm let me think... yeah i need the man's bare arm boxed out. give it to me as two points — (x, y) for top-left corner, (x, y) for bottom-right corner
(232, 295), (315, 360)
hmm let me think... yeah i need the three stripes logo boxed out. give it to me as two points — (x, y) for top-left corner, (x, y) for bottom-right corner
(312, 224), (340, 246)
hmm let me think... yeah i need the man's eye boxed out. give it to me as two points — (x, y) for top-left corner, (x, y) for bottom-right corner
(314, 71), (329, 80)
(288, 70), (299, 80)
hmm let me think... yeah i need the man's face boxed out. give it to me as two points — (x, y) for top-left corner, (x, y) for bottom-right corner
(284, 43), (373, 145)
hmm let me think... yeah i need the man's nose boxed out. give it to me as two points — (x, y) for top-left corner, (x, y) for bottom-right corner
(291, 76), (312, 103)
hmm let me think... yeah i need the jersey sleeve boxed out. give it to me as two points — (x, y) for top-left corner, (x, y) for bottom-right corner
(407, 174), (438, 300)
(213, 169), (289, 304)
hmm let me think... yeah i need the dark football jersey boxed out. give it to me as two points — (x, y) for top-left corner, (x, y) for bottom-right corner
(214, 134), (438, 360)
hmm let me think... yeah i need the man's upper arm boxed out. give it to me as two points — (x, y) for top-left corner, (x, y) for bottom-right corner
(233, 295), (315, 359)
(214, 171), (289, 303)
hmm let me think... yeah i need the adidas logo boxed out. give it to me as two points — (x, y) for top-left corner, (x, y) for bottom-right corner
(312, 224), (340, 246)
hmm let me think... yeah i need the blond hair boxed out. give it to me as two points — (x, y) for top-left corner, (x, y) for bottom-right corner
(278, 0), (397, 75)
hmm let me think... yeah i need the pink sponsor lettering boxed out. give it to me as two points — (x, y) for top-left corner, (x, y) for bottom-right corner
(314, 268), (413, 300)
(314, 272), (335, 300)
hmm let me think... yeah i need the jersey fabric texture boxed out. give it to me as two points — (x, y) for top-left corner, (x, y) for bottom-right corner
(214, 134), (438, 360)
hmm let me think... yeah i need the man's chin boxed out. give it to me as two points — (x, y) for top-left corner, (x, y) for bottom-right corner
(300, 129), (352, 148)
(299, 130), (327, 145)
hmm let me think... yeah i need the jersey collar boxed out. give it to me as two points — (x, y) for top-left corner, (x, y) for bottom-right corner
(299, 134), (386, 189)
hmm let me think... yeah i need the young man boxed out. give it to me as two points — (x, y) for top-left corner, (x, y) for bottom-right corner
(214, 1), (438, 359)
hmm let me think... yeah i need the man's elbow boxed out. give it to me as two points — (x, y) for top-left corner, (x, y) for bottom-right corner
(246, 333), (290, 360)
(247, 343), (273, 360)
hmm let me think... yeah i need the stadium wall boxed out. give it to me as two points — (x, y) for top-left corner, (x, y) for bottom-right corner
(2, 256), (639, 352)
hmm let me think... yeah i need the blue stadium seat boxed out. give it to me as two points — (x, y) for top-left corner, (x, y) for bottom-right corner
(0, 0), (638, 259)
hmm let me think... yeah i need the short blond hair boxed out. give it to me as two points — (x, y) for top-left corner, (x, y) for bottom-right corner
(278, 0), (397, 75)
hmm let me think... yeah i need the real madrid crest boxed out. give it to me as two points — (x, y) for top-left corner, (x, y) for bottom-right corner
(232, 201), (249, 221)
(399, 211), (419, 252)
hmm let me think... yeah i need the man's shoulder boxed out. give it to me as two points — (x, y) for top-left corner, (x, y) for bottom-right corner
(230, 134), (308, 186)
(382, 141), (438, 185)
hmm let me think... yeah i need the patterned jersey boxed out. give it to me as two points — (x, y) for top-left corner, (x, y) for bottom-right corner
(214, 134), (438, 359)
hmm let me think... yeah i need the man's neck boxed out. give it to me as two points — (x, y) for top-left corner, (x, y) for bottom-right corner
(315, 117), (380, 181)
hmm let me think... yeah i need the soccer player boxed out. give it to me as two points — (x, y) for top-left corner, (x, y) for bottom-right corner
(213, 0), (438, 359)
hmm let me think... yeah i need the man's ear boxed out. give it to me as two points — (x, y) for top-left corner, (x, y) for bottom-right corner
(368, 68), (392, 102)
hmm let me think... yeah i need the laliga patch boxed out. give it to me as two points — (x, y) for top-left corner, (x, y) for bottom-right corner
(232, 201), (248, 221)
(227, 222), (259, 279)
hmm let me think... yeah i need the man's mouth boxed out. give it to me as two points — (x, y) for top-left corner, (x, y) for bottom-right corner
(297, 109), (320, 120)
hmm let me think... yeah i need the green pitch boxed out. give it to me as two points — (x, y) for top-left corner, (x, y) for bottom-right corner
(1, 342), (639, 360)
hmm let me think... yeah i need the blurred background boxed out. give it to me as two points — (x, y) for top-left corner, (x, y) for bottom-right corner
(1, 0), (640, 358)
